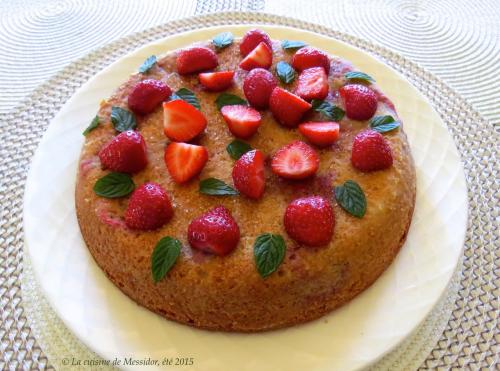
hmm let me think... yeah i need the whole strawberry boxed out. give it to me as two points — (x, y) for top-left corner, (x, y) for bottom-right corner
(284, 196), (335, 246)
(351, 129), (393, 172)
(176, 47), (218, 75)
(243, 68), (277, 109)
(232, 150), (265, 199)
(292, 47), (330, 74)
(339, 84), (377, 121)
(98, 130), (148, 173)
(128, 79), (172, 115)
(240, 29), (272, 56)
(124, 182), (173, 230)
(188, 206), (240, 256)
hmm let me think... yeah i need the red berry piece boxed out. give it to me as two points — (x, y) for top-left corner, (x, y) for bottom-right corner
(188, 206), (240, 256)
(243, 68), (277, 109)
(128, 79), (172, 115)
(284, 196), (335, 247)
(98, 130), (147, 173)
(232, 149), (265, 199)
(269, 87), (311, 127)
(239, 42), (273, 71)
(271, 140), (319, 179)
(339, 84), (378, 121)
(240, 29), (272, 57)
(163, 100), (207, 142)
(298, 121), (340, 147)
(351, 129), (393, 172)
(176, 47), (218, 75)
(221, 105), (262, 139)
(124, 182), (173, 230)
(199, 71), (235, 92)
(164, 142), (208, 183)
(292, 47), (330, 74)
(294, 67), (329, 101)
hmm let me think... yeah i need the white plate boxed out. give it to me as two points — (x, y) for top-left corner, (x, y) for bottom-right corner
(24, 25), (467, 371)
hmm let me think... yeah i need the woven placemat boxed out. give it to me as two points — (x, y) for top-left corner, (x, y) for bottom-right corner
(0, 12), (498, 370)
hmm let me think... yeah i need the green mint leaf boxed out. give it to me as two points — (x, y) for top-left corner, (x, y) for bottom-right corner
(83, 115), (100, 136)
(334, 180), (366, 218)
(215, 93), (247, 110)
(199, 178), (239, 196)
(151, 237), (181, 283)
(276, 61), (296, 84)
(226, 140), (252, 160)
(138, 55), (157, 74)
(311, 99), (345, 121)
(93, 172), (135, 198)
(281, 40), (307, 51)
(170, 88), (201, 110)
(110, 106), (136, 132)
(344, 71), (375, 83)
(370, 115), (400, 133)
(213, 32), (234, 50)
(254, 233), (286, 278)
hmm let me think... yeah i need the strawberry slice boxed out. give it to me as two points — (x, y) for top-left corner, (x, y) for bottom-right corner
(269, 87), (312, 127)
(176, 47), (218, 75)
(240, 29), (272, 56)
(220, 105), (262, 139)
(164, 142), (208, 183)
(239, 42), (272, 71)
(232, 149), (265, 199)
(199, 71), (235, 92)
(294, 67), (328, 101)
(271, 140), (319, 179)
(163, 100), (207, 142)
(298, 121), (340, 147)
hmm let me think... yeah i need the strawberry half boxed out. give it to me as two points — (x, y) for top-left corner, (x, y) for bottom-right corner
(188, 206), (240, 256)
(339, 84), (377, 121)
(176, 47), (218, 75)
(239, 42), (272, 71)
(294, 67), (328, 101)
(98, 130), (147, 173)
(269, 87), (312, 127)
(271, 140), (319, 179)
(351, 129), (393, 172)
(291, 47), (330, 74)
(220, 105), (262, 139)
(298, 121), (340, 147)
(164, 142), (208, 183)
(163, 100), (207, 142)
(232, 149), (265, 199)
(128, 79), (172, 115)
(199, 71), (234, 92)
(240, 29), (272, 56)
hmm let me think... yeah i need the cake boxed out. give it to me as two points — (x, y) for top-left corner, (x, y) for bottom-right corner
(75, 28), (416, 332)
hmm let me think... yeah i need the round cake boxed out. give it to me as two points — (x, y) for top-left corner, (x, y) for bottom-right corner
(76, 29), (416, 332)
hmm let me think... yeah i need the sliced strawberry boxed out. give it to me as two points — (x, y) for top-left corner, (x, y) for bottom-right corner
(339, 84), (377, 121)
(163, 100), (207, 142)
(294, 67), (328, 101)
(269, 87), (311, 127)
(271, 140), (319, 179)
(239, 42), (272, 71)
(198, 71), (235, 92)
(164, 142), (208, 183)
(188, 206), (240, 256)
(220, 105), (262, 139)
(128, 79), (172, 115)
(232, 150), (265, 199)
(298, 121), (340, 147)
(243, 68), (277, 109)
(176, 47), (218, 75)
(240, 29), (272, 56)
(351, 129), (393, 172)
(291, 47), (330, 74)
(98, 130), (147, 173)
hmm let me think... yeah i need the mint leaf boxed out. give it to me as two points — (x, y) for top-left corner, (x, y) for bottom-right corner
(83, 115), (100, 136)
(139, 55), (157, 74)
(344, 71), (375, 83)
(170, 88), (201, 110)
(276, 61), (296, 84)
(213, 32), (234, 50)
(199, 178), (239, 196)
(93, 172), (135, 198)
(215, 93), (247, 110)
(110, 106), (136, 132)
(254, 233), (286, 278)
(226, 140), (252, 160)
(334, 180), (366, 218)
(281, 40), (307, 51)
(370, 115), (400, 133)
(311, 99), (345, 121)
(151, 237), (181, 283)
